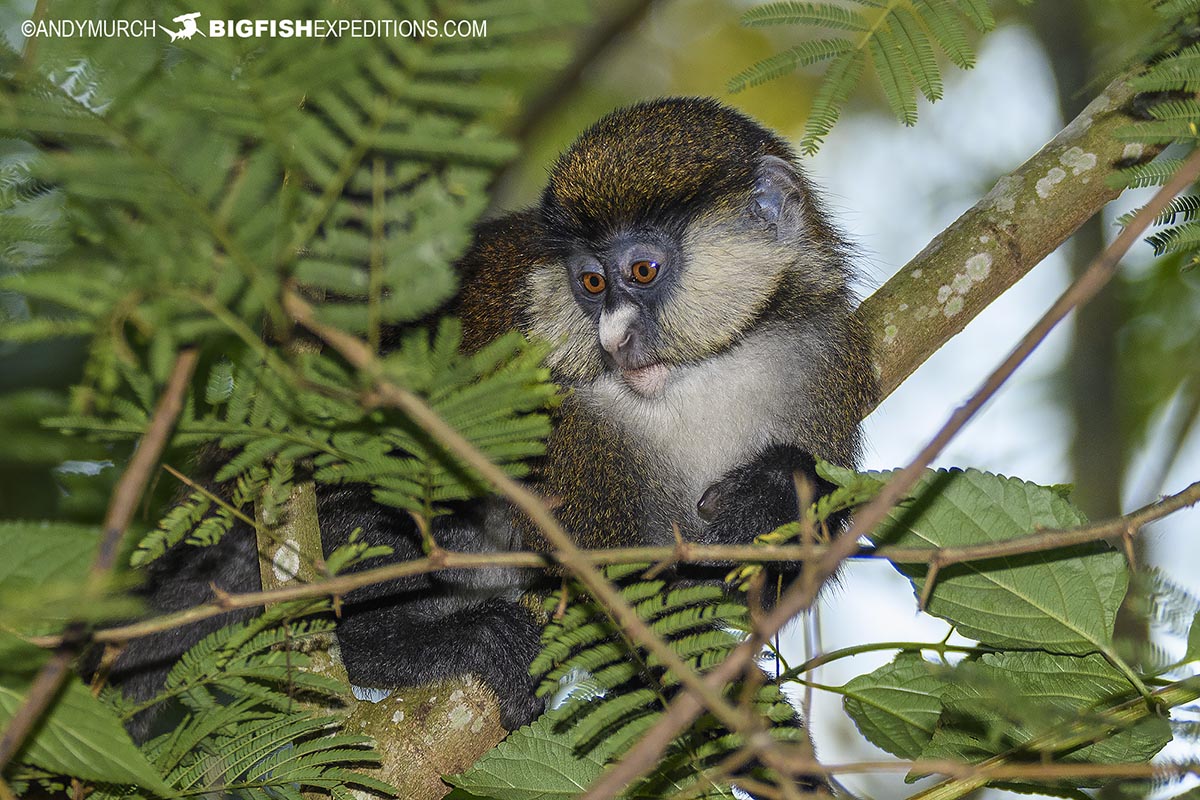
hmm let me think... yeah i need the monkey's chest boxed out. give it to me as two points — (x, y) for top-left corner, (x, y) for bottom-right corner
(582, 361), (797, 503)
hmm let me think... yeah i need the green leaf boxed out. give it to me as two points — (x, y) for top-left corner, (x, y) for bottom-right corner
(842, 652), (951, 759)
(0, 671), (171, 794)
(741, 2), (869, 30)
(0, 631), (49, 677)
(0, 520), (99, 588)
(0, 521), (137, 629)
(872, 469), (1128, 655)
(1186, 610), (1200, 662)
(953, 0), (995, 31)
(915, 0), (975, 68)
(727, 38), (853, 92)
(917, 652), (1172, 787)
(869, 22), (920, 126)
(445, 712), (607, 800)
(892, 8), (944, 102)
(801, 49), (866, 155)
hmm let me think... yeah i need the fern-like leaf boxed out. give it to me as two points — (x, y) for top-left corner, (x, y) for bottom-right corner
(953, 0), (996, 31)
(534, 565), (809, 798)
(916, 0), (976, 68)
(869, 22), (921, 126)
(727, 39), (854, 92)
(735, 0), (1007, 150)
(100, 601), (395, 799)
(801, 49), (866, 155)
(742, 2), (869, 30)
(893, 7), (945, 101)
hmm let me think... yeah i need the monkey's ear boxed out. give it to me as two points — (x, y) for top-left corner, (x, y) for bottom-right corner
(751, 155), (807, 238)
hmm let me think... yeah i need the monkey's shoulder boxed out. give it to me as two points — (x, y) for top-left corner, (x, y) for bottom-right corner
(453, 210), (547, 353)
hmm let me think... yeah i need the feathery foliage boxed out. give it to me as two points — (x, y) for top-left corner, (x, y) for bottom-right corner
(91, 601), (398, 800)
(1110, 4), (1200, 266)
(526, 563), (809, 799)
(0, 0), (578, 564)
(0, 0), (579, 793)
(729, 0), (1033, 154)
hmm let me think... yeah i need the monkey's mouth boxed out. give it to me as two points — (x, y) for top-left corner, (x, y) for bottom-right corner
(620, 363), (670, 397)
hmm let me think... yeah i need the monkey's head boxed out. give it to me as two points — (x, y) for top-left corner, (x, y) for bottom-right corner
(524, 97), (851, 396)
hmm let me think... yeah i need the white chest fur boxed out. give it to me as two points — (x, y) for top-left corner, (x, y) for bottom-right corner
(576, 328), (810, 500)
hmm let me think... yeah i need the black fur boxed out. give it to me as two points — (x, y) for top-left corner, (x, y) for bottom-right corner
(698, 445), (837, 546)
(316, 488), (544, 729)
(113, 484), (547, 734)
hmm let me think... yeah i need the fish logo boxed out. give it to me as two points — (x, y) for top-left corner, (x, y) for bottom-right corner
(165, 12), (204, 42)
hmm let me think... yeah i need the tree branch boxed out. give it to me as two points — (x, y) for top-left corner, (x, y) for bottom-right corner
(26, 477), (1199, 650)
(858, 70), (1161, 404)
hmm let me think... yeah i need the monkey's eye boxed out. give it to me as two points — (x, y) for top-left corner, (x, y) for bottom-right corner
(581, 271), (606, 294)
(631, 260), (659, 284)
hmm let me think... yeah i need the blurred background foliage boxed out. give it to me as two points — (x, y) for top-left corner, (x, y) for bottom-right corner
(2, 1), (1199, 798)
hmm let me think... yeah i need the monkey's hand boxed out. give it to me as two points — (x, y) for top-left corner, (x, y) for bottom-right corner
(696, 444), (836, 545)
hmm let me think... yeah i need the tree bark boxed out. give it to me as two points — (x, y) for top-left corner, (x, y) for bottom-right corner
(858, 69), (1158, 405)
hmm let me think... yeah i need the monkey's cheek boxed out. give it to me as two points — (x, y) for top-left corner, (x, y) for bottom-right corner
(620, 363), (670, 397)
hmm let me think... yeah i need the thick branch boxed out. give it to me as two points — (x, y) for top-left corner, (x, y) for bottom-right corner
(858, 70), (1160, 403)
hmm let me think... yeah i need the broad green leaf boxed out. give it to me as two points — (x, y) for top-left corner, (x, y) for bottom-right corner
(842, 652), (951, 758)
(0, 673), (172, 794)
(0, 521), (138, 630)
(0, 520), (99, 588)
(444, 713), (607, 800)
(917, 652), (1171, 787)
(1186, 610), (1200, 662)
(869, 469), (1128, 654)
(0, 631), (49, 676)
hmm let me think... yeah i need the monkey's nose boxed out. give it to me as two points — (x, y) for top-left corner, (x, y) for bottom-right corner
(598, 306), (639, 358)
(601, 328), (638, 361)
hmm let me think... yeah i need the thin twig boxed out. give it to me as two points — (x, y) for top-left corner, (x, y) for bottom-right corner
(0, 349), (198, 772)
(579, 148), (1200, 800)
(25, 478), (1200, 649)
(786, 640), (989, 677)
(159, 463), (315, 574)
(767, 756), (1200, 781)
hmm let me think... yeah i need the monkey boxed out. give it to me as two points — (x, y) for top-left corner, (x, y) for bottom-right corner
(110, 97), (875, 740)
(454, 98), (873, 553)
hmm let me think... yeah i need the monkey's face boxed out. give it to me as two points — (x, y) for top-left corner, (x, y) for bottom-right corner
(523, 98), (850, 397)
(561, 228), (678, 397)
(529, 217), (798, 399)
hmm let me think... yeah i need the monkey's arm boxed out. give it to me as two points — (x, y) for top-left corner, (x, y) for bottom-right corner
(696, 445), (838, 546)
(113, 482), (545, 735)
(317, 488), (545, 729)
(108, 523), (262, 739)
